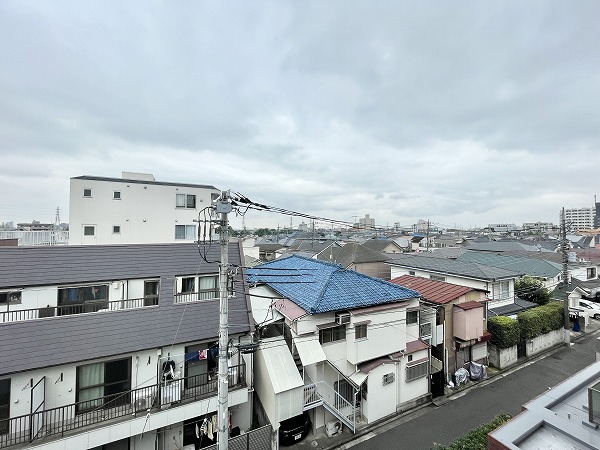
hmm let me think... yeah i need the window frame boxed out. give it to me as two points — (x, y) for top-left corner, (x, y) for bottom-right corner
(0, 291), (21, 305)
(406, 360), (428, 382)
(198, 275), (219, 300)
(113, 191), (121, 200)
(319, 324), (346, 344)
(429, 274), (446, 282)
(175, 224), (196, 240)
(83, 188), (92, 198)
(112, 225), (121, 234)
(355, 324), (368, 340)
(144, 280), (160, 306)
(83, 225), (96, 236)
(407, 310), (418, 325)
(176, 193), (197, 209)
(76, 358), (131, 413)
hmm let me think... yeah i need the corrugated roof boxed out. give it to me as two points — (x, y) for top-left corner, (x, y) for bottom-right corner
(390, 275), (484, 304)
(247, 255), (419, 314)
(387, 254), (523, 281)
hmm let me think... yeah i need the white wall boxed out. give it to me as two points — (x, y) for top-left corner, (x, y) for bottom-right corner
(69, 177), (219, 245)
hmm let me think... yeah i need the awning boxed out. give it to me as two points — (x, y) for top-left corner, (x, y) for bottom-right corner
(349, 371), (368, 387)
(293, 334), (327, 366)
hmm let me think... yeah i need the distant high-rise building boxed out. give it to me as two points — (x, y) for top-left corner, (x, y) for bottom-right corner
(564, 207), (596, 231)
(359, 214), (375, 230)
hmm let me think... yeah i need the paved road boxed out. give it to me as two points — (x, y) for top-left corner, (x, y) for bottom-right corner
(343, 332), (599, 450)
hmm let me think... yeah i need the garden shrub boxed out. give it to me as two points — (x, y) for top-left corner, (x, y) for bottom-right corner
(487, 316), (519, 349)
(518, 301), (564, 339)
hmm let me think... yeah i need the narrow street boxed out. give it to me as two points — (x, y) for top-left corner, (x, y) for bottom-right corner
(343, 331), (599, 450)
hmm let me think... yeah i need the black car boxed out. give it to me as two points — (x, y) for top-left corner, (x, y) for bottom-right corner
(279, 412), (311, 446)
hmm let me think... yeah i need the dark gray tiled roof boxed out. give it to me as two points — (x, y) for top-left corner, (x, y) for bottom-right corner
(72, 175), (218, 190)
(0, 243), (251, 376)
(386, 254), (523, 281)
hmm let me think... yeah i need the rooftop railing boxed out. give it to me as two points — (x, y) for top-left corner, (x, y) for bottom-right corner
(0, 363), (245, 448)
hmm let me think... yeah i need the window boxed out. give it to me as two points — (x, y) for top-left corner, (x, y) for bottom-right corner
(588, 268), (597, 280)
(406, 361), (428, 382)
(185, 342), (217, 389)
(408, 271), (416, 276)
(83, 225), (95, 236)
(181, 277), (195, 293)
(57, 284), (108, 315)
(175, 225), (196, 240)
(83, 188), (92, 197)
(176, 194), (196, 209)
(319, 325), (346, 344)
(407, 310), (418, 325)
(112, 225), (121, 234)
(144, 280), (159, 306)
(430, 274), (446, 282)
(355, 324), (367, 340)
(0, 291), (21, 305)
(0, 379), (9, 435)
(76, 358), (131, 413)
(113, 191), (121, 200)
(198, 275), (219, 300)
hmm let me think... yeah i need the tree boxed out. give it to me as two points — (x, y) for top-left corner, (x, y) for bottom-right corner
(515, 275), (551, 306)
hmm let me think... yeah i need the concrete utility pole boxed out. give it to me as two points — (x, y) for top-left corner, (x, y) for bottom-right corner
(560, 207), (570, 346)
(216, 191), (233, 450)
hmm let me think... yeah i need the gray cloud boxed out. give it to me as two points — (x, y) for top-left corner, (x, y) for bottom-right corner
(0, 1), (599, 228)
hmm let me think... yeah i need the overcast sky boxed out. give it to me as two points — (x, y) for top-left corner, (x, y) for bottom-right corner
(1, 1), (598, 230)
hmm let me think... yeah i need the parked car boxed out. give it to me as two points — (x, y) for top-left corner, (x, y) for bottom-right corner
(279, 412), (311, 446)
(578, 299), (600, 319)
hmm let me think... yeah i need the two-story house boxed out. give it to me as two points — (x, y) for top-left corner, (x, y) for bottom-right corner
(247, 256), (431, 444)
(390, 275), (490, 393)
(386, 254), (523, 311)
(69, 172), (220, 245)
(0, 242), (261, 450)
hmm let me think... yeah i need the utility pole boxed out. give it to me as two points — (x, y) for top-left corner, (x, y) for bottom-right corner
(560, 207), (570, 346)
(216, 191), (232, 450)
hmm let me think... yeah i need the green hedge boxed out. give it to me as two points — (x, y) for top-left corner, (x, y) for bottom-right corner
(517, 301), (563, 340)
(488, 316), (519, 349)
(432, 414), (512, 450)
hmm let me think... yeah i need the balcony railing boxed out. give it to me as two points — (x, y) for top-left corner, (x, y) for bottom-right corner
(173, 291), (219, 304)
(0, 297), (159, 324)
(0, 363), (245, 448)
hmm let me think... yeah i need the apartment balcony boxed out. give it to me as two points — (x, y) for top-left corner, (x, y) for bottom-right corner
(0, 297), (159, 324)
(0, 363), (246, 448)
(173, 291), (219, 304)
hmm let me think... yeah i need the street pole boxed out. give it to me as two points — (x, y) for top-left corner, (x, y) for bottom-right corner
(561, 207), (570, 346)
(216, 191), (232, 450)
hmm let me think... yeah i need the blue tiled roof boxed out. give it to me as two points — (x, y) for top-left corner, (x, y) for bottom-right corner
(247, 255), (419, 314)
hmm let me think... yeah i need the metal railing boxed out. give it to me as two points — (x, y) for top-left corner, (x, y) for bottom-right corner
(174, 291), (219, 304)
(303, 374), (357, 433)
(0, 363), (245, 448)
(0, 297), (159, 323)
(0, 231), (69, 246)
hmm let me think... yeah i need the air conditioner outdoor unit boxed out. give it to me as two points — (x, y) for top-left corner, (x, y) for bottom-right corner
(335, 313), (350, 325)
(326, 420), (342, 437)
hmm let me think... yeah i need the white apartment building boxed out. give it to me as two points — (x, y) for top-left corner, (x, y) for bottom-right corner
(69, 173), (220, 245)
(564, 207), (596, 231)
(0, 243), (266, 450)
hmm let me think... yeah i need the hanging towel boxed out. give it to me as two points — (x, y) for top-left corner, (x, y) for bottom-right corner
(199, 349), (208, 360)
(207, 416), (213, 440)
(195, 423), (200, 439)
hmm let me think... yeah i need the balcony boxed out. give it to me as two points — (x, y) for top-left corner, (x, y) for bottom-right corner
(0, 363), (246, 448)
(0, 297), (159, 324)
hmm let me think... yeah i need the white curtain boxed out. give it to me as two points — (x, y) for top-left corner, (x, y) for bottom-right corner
(78, 363), (104, 409)
(199, 276), (217, 300)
